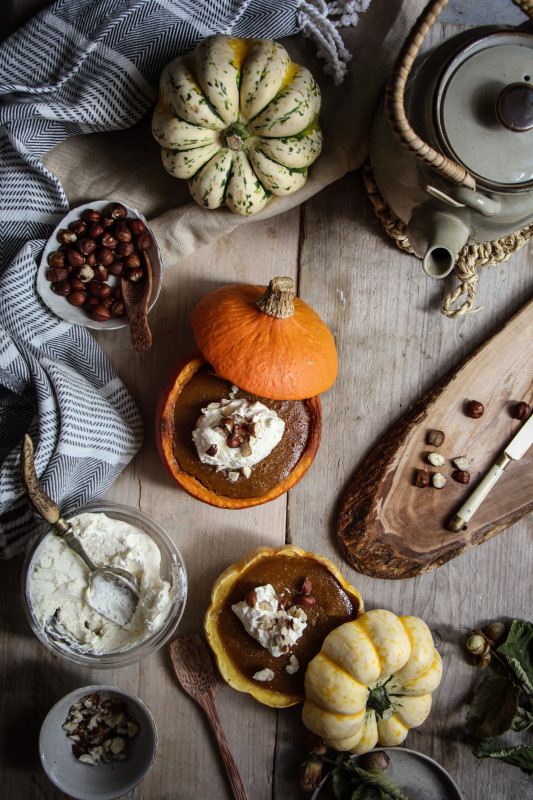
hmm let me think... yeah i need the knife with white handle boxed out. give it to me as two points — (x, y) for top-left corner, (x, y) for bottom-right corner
(448, 412), (533, 532)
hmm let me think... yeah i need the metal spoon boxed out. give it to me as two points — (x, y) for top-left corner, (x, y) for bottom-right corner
(169, 634), (250, 800)
(21, 434), (139, 627)
(121, 250), (153, 352)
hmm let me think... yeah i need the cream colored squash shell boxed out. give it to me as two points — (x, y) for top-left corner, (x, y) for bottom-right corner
(302, 608), (443, 754)
(152, 34), (322, 216)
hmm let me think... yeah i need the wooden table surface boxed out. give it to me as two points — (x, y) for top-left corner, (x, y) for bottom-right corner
(2, 2), (532, 799)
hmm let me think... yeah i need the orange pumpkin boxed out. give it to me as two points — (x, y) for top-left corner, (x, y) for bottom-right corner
(190, 276), (338, 400)
(155, 350), (322, 509)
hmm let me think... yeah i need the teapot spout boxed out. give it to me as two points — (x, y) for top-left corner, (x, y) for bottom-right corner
(406, 207), (470, 279)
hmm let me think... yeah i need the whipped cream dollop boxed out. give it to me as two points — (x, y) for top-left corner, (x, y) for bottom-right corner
(192, 394), (285, 481)
(232, 583), (307, 658)
(27, 512), (177, 655)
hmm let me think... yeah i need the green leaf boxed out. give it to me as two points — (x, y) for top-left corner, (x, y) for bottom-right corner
(473, 738), (533, 775)
(467, 675), (520, 738)
(497, 619), (533, 694)
(511, 706), (533, 732)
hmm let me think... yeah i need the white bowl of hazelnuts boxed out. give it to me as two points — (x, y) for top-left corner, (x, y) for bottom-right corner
(37, 200), (164, 330)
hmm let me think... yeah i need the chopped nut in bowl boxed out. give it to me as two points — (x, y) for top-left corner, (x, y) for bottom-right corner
(39, 684), (157, 800)
(37, 200), (163, 330)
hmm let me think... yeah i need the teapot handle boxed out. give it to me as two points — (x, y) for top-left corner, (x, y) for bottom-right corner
(385, 0), (533, 190)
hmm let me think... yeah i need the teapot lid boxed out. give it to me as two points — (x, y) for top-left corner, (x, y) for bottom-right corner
(435, 31), (533, 191)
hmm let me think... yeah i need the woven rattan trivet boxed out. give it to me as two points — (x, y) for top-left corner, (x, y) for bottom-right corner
(362, 161), (533, 318)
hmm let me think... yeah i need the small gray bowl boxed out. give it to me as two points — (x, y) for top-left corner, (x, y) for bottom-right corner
(39, 685), (157, 800)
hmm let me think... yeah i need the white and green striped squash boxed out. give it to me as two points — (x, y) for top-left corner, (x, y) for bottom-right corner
(152, 34), (322, 216)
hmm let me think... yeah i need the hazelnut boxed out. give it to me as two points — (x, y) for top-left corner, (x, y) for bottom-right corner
(427, 452), (445, 467)
(85, 251), (97, 268)
(110, 300), (125, 317)
(68, 219), (87, 236)
(66, 248), (86, 267)
(108, 261), (124, 277)
(511, 401), (531, 421)
(452, 469), (470, 484)
(427, 429), (445, 447)
(123, 252), (141, 270)
(96, 247), (113, 266)
(77, 237), (96, 255)
(134, 232), (152, 251)
(108, 202), (127, 219)
(115, 241), (134, 257)
(129, 218), (145, 235)
(57, 228), (78, 245)
(83, 296), (99, 311)
(294, 594), (316, 607)
(68, 290), (87, 307)
(453, 456), (470, 471)
(414, 468), (430, 487)
(100, 216), (114, 230)
(466, 400), (484, 418)
(81, 208), (101, 223)
(432, 472), (447, 489)
(87, 280), (111, 298)
(91, 304), (112, 322)
(47, 251), (65, 268)
(52, 280), (71, 296)
(69, 277), (85, 292)
(245, 590), (257, 608)
(101, 232), (118, 249)
(87, 222), (104, 239)
(46, 267), (68, 283)
(76, 264), (94, 283)
(114, 220), (132, 242)
(125, 267), (143, 282)
(93, 265), (109, 282)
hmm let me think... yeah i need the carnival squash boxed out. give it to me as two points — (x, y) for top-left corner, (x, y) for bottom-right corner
(152, 34), (322, 215)
(302, 608), (443, 754)
(204, 545), (364, 707)
(190, 276), (338, 400)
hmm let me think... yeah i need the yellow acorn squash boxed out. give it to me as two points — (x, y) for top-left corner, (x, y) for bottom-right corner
(152, 34), (322, 216)
(302, 608), (443, 754)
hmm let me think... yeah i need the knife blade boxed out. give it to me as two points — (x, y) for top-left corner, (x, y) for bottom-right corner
(448, 412), (533, 532)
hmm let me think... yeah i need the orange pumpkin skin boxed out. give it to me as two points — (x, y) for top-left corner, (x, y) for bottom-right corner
(190, 283), (338, 401)
(155, 350), (322, 509)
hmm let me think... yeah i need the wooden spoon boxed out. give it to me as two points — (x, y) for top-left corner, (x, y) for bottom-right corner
(121, 250), (153, 351)
(169, 634), (250, 800)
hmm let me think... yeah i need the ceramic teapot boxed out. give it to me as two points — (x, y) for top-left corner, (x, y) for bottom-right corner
(369, 0), (533, 278)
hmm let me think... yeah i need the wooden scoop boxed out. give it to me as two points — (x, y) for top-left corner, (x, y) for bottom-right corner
(121, 250), (153, 351)
(169, 634), (250, 800)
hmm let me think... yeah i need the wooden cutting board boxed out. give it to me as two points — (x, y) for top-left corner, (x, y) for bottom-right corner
(337, 298), (533, 579)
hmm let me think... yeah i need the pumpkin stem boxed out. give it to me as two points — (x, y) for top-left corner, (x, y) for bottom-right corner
(366, 684), (394, 720)
(222, 121), (251, 151)
(256, 277), (295, 319)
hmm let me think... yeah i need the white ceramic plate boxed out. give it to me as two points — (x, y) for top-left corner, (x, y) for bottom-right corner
(311, 747), (464, 800)
(37, 200), (163, 330)
(39, 684), (158, 800)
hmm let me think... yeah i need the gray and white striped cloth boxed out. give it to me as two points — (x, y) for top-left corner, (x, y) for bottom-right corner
(0, 0), (363, 558)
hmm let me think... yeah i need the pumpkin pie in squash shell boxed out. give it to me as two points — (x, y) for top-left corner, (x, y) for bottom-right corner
(204, 545), (364, 708)
(155, 277), (336, 509)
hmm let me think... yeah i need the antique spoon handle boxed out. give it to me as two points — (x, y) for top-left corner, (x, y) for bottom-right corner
(195, 689), (250, 800)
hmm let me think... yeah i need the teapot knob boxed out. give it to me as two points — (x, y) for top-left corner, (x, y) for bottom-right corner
(496, 82), (533, 132)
